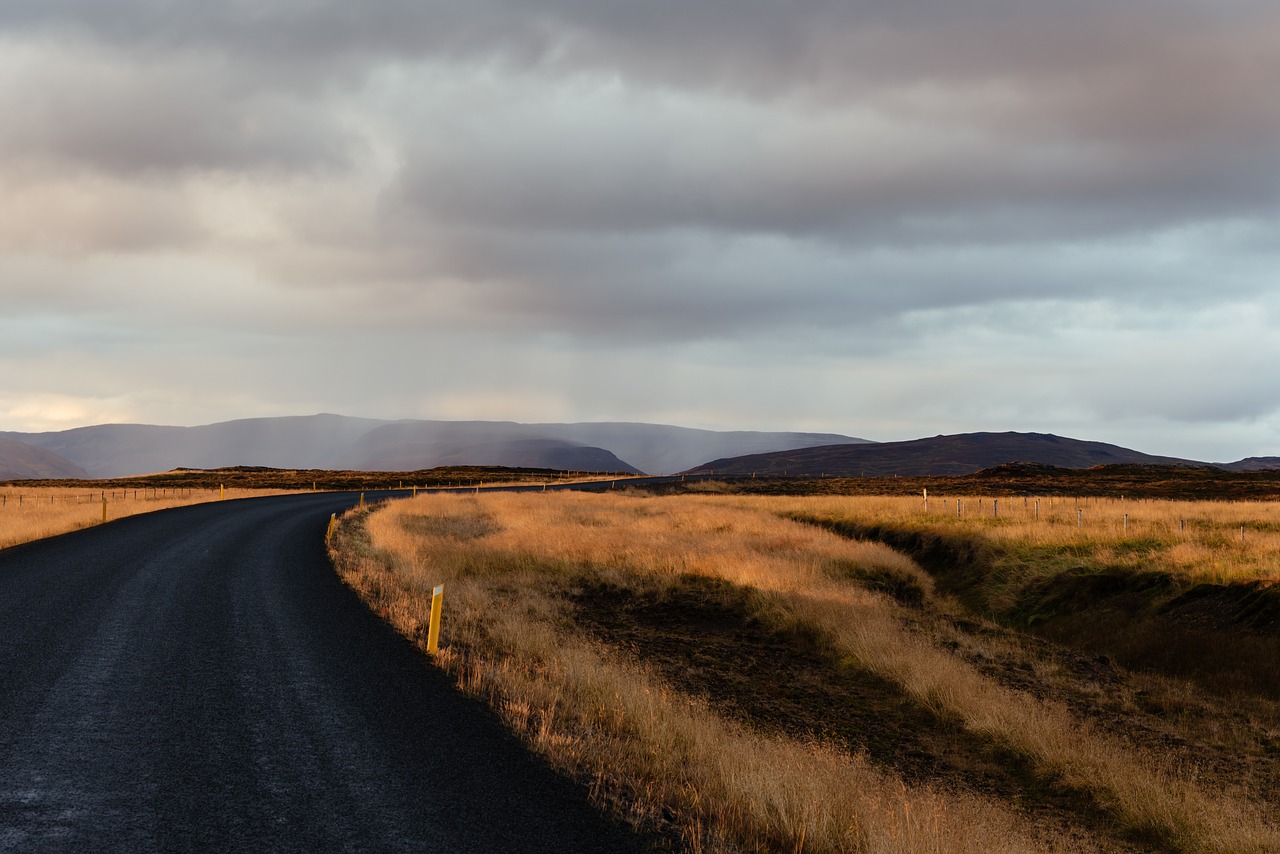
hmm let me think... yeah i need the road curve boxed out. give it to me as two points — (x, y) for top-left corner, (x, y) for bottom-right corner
(0, 491), (647, 852)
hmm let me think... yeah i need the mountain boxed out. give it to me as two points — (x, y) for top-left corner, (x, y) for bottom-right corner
(0, 437), (90, 480)
(1, 415), (867, 477)
(1217, 457), (1280, 472)
(1, 414), (389, 477)
(525, 423), (865, 476)
(684, 431), (1213, 477)
(341, 422), (641, 473)
(344, 420), (868, 475)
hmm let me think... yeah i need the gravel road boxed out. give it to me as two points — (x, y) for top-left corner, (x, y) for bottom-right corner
(0, 491), (648, 852)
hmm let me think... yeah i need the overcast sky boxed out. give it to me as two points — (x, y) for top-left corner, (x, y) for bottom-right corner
(2, 1), (1277, 461)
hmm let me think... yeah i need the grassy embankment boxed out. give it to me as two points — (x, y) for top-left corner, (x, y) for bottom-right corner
(777, 494), (1280, 695)
(331, 491), (1280, 853)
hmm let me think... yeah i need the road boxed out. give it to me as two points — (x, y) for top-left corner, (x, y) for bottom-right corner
(0, 491), (648, 852)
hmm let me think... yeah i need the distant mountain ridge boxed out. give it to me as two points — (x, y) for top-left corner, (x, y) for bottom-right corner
(685, 431), (1275, 477)
(1219, 457), (1280, 472)
(0, 437), (89, 480)
(0, 415), (870, 478)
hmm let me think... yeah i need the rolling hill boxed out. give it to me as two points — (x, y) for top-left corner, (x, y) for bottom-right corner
(0, 437), (90, 480)
(1219, 457), (1280, 472)
(684, 431), (1244, 477)
(0, 415), (869, 478)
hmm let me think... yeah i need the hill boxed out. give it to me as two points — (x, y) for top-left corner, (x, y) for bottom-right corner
(1, 415), (868, 477)
(1219, 456), (1280, 472)
(684, 431), (1222, 477)
(0, 437), (90, 480)
(524, 422), (863, 476)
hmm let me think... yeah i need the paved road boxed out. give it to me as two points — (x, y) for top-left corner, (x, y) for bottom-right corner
(0, 491), (648, 852)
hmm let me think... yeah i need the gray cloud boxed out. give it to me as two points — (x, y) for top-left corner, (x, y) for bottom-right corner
(0, 1), (1277, 459)
(0, 40), (358, 177)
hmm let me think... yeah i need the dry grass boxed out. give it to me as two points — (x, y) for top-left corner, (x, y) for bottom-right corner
(336, 494), (1046, 852)
(333, 491), (1280, 852)
(0, 485), (293, 551)
(773, 494), (1280, 588)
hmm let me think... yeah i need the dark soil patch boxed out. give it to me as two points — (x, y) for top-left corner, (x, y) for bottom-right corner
(794, 515), (1001, 613)
(570, 575), (1152, 851)
(1009, 572), (1280, 699)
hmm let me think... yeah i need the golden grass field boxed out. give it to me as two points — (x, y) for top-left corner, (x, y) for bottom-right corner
(778, 492), (1280, 586)
(332, 490), (1280, 853)
(0, 485), (293, 551)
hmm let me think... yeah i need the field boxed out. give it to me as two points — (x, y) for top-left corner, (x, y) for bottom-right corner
(0, 484), (298, 551)
(7, 464), (627, 492)
(0, 465), (623, 551)
(331, 489), (1280, 853)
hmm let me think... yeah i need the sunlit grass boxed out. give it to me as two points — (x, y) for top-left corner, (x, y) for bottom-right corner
(0, 485), (294, 550)
(771, 493), (1280, 587)
(334, 491), (1280, 852)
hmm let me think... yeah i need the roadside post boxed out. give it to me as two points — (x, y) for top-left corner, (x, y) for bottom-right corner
(102, 496), (107, 523)
(326, 513), (337, 545)
(427, 585), (444, 653)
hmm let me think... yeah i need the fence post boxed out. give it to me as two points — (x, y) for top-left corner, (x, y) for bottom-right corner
(427, 585), (445, 653)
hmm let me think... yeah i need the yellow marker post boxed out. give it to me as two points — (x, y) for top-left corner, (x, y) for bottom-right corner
(220, 484), (225, 500)
(412, 486), (417, 497)
(102, 496), (107, 523)
(359, 492), (365, 508)
(326, 513), (336, 545)
(426, 584), (444, 653)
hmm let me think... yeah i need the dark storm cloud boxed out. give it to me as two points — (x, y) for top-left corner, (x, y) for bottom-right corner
(0, 41), (357, 177)
(7, 0), (1278, 238)
(1, 0), (1278, 456)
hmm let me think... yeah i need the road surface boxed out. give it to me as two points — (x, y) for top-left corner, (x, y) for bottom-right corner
(0, 491), (648, 852)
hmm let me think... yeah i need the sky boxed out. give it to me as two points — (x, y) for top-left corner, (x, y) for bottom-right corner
(1, 1), (1278, 462)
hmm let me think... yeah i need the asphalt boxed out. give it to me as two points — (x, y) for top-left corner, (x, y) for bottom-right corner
(0, 491), (650, 852)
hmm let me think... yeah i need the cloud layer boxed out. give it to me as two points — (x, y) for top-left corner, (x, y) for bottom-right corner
(1, 1), (1277, 460)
